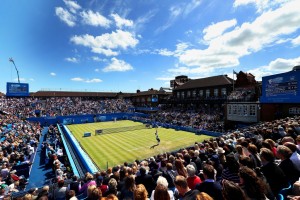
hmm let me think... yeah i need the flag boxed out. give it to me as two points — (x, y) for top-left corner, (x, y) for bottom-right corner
(9, 58), (14, 63)
(233, 70), (238, 75)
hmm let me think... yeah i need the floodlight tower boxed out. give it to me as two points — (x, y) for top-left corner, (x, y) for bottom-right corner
(9, 58), (20, 83)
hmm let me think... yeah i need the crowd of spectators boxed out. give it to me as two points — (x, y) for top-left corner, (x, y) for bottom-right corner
(0, 112), (42, 197)
(227, 88), (256, 102)
(2, 96), (300, 199)
(0, 97), (134, 118)
(144, 106), (224, 132)
(6, 115), (299, 200)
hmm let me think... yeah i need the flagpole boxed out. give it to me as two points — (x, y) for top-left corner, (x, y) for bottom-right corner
(9, 58), (20, 83)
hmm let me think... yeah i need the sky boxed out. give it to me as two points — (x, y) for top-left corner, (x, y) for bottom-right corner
(0, 0), (300, 93)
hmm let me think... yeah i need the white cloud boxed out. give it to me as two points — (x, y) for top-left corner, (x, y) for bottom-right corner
(85, 78), (102, 83)
(157, 49), (174, 56)
(292, 35), (300, 46)
(50, 72), (56, 76)
(156, 0), (202, 33)
(156, 42), (189, 57)
(133, 9), (158, 33)
(55, 7), (76, 27)
(265, 57), (300, 71)
(247, 67), (272, 81)
(177, 0), (300, 71)
(65, 57), (79, 63)
(14, 78), (26, 82)
(71, 77), (84, 81)
(71, 77), (102, 83)
(92, 56), (106, 62)
(70, 30), (139, 57)
(80, 10), (111, 28)
(95, 68), (100, 72)
(156, 77), (173, 81)
(247, 56), (300, 81)
(63, 0), (81, 14)
(103, 57), (133, 72)
(203, 19), (237, 41)
(233, 0), (287, 13)
(168, 66), (214, 75)
(111, 13), (133, 28)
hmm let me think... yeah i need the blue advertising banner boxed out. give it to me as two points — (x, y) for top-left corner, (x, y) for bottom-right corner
(260, 70), (300, 103)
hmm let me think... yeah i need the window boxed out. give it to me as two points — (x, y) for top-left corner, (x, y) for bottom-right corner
(232, 105), (237, 115)
(221, 88), (227, 96)
(206, 89), (210, 97)
(214, 88), (218, 97)
(228, 105), (232, 115)
(243, 105), (248, 116)
(199, 90), (203, 97)
(177, 92), (180, 98)
(250, 105), (256, 116)
(181, 91), (185, 98)
(192, 90), (196, 97)
(187, 91), (191, 98)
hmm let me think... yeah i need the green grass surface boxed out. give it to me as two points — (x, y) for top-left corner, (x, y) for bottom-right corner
(67, 120), (212, 170)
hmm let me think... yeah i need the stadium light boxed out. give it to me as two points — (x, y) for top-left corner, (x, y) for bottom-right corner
(9, 57), (20, 83)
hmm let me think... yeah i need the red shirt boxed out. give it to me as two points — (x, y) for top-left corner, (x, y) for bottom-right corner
(187, 175), (202, 190)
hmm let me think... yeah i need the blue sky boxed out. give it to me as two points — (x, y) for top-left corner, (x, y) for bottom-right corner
(0, 0), (300, 93)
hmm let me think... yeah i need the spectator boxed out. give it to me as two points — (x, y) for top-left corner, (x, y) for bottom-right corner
(53, 179), (67, 200)
(135, 167), (155, 196)
(150, 176), (174, 200)
(196, 192), (213, 200)
(195, 164), (223, 200)
(221, 179), (248, 200)
(283, 142), (300, 171)
(103, 178), (118, 197)
(259, 147), (288, 196)
(153, 184), (170, 200)
(174, 159), (187, 178)
(174, 175), (199, 200)
(134, 184), (148, 200)
(238, 166), (269, 199)
(79, 173), (96, 196)
(186, 164), (201, 190)
(221, 154), (240, 184)
(66, 190), (77, 200)
(68, 175), (81, 195)
(120, 175), (135, 200)
(276, 145), (300, 184)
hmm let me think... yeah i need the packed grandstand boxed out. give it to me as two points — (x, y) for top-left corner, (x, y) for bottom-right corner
(0, 96), (300, 200)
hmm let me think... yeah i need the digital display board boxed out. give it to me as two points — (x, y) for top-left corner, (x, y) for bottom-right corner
(260, 70), (300, 103)
(6, 82), (29, 97)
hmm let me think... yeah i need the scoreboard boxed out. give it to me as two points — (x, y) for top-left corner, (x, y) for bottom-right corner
(260, 70), (299, 103)
(6, 82), (29, 97)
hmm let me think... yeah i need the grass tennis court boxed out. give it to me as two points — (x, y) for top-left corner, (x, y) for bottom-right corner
(67, 120), (212, 170)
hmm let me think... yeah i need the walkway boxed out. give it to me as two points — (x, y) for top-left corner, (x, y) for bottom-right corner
(26, 127), (55, 189)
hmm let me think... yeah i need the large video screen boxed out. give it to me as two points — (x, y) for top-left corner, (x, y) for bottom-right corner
(6, 82), (29, 97)
(260, 70), (299, 103)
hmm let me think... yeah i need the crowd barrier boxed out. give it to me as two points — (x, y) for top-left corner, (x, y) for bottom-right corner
(57, 125), (80, 177)
(61, 125), (98, 174)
